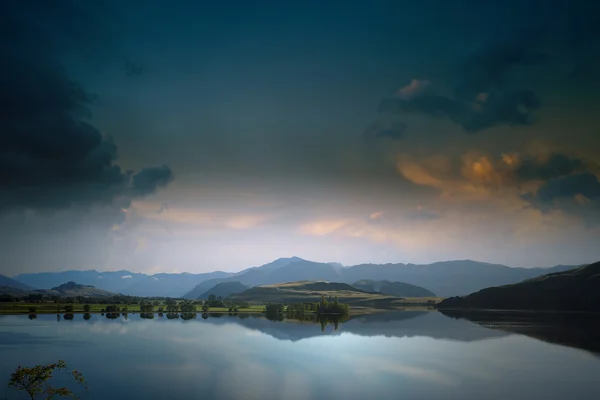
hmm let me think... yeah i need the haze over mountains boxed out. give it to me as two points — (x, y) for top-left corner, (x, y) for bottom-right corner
(0, 274), (32, 291)
(8, 257), (580, 298)
(13, 270), (230, 298)
(438, 261), (600, 311)
(182, 257), (577, 299)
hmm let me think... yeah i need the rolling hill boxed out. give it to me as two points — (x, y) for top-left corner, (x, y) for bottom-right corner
(231, 281), (407, 310)
(43, 281), (118, 297)
(352, 280), (436, 297)
(437, 261), (600, 311)
(197, 281), (249, 300)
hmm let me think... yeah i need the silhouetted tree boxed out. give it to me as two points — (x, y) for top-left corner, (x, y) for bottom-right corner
(83, 304), (91, 312)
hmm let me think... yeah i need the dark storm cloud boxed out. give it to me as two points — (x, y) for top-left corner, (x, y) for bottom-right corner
(516, 153), (586, 181)
(0, 1), (173, 215)
(378, 89), (539, 133)
(532, 173), (600, 203)
(452, 30), (547, 98)
(523, 172), (600, 226)
(131, 165), (174, 197)
(375, 31), (545, 134)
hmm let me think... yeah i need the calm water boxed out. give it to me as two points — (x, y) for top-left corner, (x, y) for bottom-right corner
(1, 311), (599, 400)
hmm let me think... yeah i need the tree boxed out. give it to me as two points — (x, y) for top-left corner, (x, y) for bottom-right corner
(83, 304), (91, 312)
(28, 306), (37, 313)
(64, 305), (74, 313)
(8, 360), (87, 399)
(208, 294), (217, 302)
(202, 303), (209, 312)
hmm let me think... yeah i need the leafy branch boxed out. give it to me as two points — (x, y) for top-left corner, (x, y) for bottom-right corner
(8, 360), (87, 400)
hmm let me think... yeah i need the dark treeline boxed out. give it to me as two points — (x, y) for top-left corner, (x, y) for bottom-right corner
(265, 296), (350, 322)
(0, 293), (184, 304)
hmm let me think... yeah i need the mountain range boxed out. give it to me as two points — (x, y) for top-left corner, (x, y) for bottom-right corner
(438, 261), (600, 311)
(182, 257), (577, 299)
(0, 274), (32, 291)
(12, 270), (230, 298)
(7, 257), (580, 298)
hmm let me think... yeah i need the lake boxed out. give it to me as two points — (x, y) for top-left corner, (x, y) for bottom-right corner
(1, 311), (600, 400)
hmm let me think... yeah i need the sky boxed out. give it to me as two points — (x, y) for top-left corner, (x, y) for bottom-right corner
(1, 0), (600, 275)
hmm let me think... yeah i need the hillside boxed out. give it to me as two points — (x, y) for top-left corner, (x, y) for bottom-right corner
(231, 281), (408, 310)
(44, 281), (118, 297)
(352, 280), (436, 297)
(197, 281), (249, 300)
(437, 262), (600, 311)
(0, 286), (31, 297)
(0, 274), (33, 291)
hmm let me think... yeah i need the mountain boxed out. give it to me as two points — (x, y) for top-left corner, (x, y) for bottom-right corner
(0, 274), (33, 291)
(437, 262), (600, 311)
(342, 261), (577, 297)
(185, 258), (577, 299)
(13, 270), (231, 297)
(197, 281), (249, 300)
(183, 257), (315, 299)
(352, 280), (436, 297)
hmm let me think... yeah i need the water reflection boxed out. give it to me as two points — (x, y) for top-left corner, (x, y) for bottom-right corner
(18, 310), (600, 353)
(439, 309), (600, 354)
(2, 311), (600, 400)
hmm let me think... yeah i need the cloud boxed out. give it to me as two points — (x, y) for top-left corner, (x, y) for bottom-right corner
(378, 84), (539, 134)
(130, 166), (174, 197)
(453, 30), (547, 98)
(515, 153), (586, 181)
(526, 173), (600, 204)
(395, 79), (431, 100)
(121, 275), (133, 279)
(225, 215), (271, 230)
(300, 220), (349, 236)
(396, 147), (600, 226)
(0, 2), (174, 216)
(373, 31), (545, 134)
(369, 211), (384, 220)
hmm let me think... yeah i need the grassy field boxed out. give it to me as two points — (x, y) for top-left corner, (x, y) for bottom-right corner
(0, 281), (444, 315)
(232, 281), (443, 312)
(0, 303), (265, 315)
